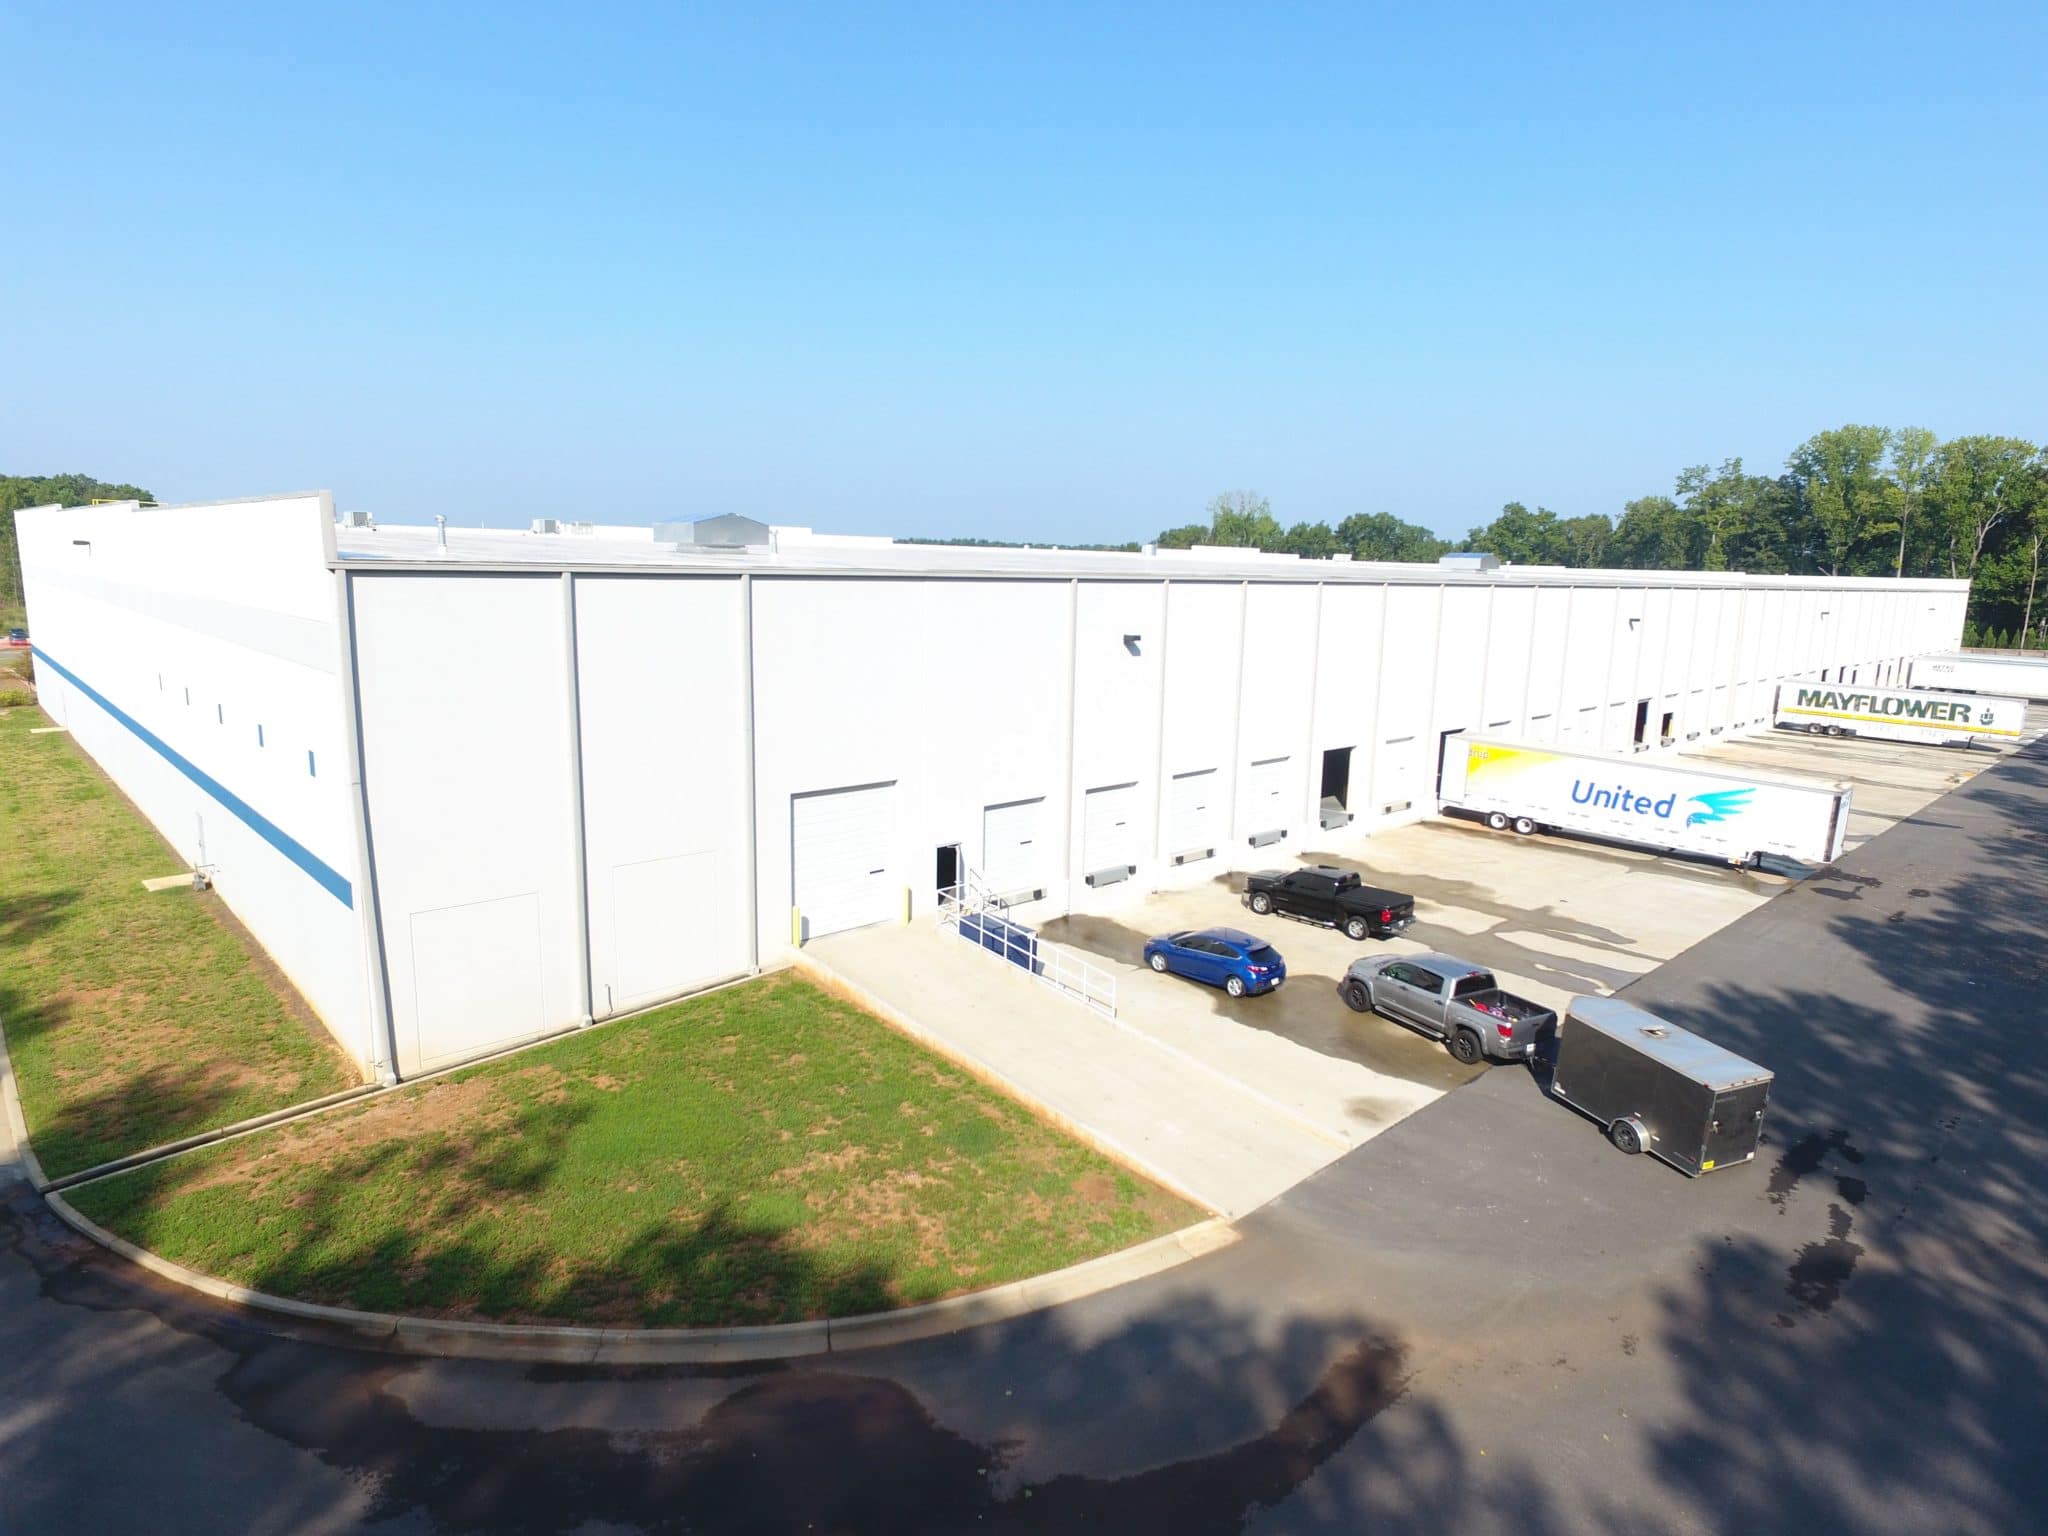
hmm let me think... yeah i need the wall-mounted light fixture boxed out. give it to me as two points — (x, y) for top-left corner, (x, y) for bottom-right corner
(1627, 616), (1641, 631)
(1122, 633), (1142, 655)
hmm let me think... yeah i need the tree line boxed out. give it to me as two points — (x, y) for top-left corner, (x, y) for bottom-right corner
(1159, 428), (2048, 648)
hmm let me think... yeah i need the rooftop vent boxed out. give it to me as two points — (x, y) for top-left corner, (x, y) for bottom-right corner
(1439, 551), (1501, 572)
(653, 513), (772, 549)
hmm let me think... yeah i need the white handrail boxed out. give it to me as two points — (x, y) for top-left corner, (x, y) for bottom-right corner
(937, 875), (1116, 1019)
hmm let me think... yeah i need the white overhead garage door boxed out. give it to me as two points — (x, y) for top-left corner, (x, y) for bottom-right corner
(981, 797), (1045, 896)
(1164, 768), (1219, 857)
(792, 782), (898, 940)
(1083, 782), (1140, 875)
(1244, 755), (1292, 830)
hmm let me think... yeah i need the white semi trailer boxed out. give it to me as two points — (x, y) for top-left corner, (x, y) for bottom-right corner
(1437, 736), (1852, 868)
(1904, 652), (2048, 701)
(1773, 678), (2026, 748)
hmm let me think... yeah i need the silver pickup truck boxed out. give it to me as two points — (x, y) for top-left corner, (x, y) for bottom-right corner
(1341, 951), (1558, 1064)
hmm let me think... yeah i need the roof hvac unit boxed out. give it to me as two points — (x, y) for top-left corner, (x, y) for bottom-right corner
(339, 510), (375, 529)
(1438, 551), (1501, 572)
(531, 518), (561, 534)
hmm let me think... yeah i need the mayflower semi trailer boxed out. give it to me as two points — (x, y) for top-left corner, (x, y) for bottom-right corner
(1437, 736), (1852, 867)
(1904, 652), (2048, 701)
(1773, 679), (2027, 747)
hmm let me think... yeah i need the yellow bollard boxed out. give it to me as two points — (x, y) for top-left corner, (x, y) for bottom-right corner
(790, 907), (802, 947)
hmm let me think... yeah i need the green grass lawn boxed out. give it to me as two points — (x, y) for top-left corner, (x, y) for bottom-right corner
(0, 702), (358, 1177)
(67, 972), (1197, 1326)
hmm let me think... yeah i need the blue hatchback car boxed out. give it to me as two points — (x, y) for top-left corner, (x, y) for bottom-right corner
(1143, 927), (1287, 998)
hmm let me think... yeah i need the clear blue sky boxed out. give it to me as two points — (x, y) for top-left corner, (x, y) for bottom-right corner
(5, 3), (2043, 543)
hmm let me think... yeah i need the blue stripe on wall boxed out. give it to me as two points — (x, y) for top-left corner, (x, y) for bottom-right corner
(32, 650), (355, 909)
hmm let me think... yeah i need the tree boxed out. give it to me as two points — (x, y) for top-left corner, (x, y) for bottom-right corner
(1555, 514), (1613, 568)
(1785, 425), (1893, 576)
(1, 473), (156, 616)
(1459, 503), (1567, 565)
(1333, 512), (1448, 563)
(1931, 435), (2040, 581)
(1609, 494), (1707, 570)
(1202, 491), (1283, 549)
(2015, 453), (2048, 649)
(1881, 426), (1939, 578)
(1154, 523), (1208, 550)
(1279, 521), (1338, 559)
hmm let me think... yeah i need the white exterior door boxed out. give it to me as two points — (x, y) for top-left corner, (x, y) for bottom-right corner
(981, 797), (1044, 895)
(792, 783), (897, 939)
(1083, 782), (1140, 874)
(1244, 755), (1291, 830)
(1164, 768), (1219, 856)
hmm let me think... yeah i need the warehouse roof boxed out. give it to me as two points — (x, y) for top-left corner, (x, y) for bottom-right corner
(332, 520), (1967, 592)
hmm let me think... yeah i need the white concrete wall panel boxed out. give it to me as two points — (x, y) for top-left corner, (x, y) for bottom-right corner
(1371, 586), (1440, 814)
(1066, 582), (1167, 899)
(1558, 586), (1615, 746)
(1524, 586), (1572, 742)
(352, 574), (583, 1075)
(1481, 587), (1536, 732)
(1430, 587), (1490, 741)
(1603, 589), (1647, 751)
(1158, 583), (1242, 797)
(574, 575), (752, 1016)
(1309, 583), (1385, 771)
(15, 496), (367, 1067)
(1237, 585), (1317, 835)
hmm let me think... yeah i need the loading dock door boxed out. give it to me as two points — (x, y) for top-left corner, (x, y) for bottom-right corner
(1083, 782), (1141, 874)
(792, 782), (897, 939)
(1165, 768), (1219, 857)
(981, 797), (1044, 895)
(1245, 755), (1292, 828)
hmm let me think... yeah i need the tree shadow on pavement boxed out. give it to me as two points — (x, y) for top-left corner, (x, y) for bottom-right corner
(1610, 743), (2048, 1536)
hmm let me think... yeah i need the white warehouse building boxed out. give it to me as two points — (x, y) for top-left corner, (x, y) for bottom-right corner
(15, 493), (1969, 1083)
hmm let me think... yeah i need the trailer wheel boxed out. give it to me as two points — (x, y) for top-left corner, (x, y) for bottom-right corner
(1826, 724), (1845, 737)
(1449, 1028), (1485, 1065)
(1249, 891), (1273, 915)
(1512, 816), (1537, 836)
(1486, 811), (1510, 831)
(1609, 1117), (1646, 1155)
(1342, 979), (1372, 1013)
(1807, 722), (1826, 735)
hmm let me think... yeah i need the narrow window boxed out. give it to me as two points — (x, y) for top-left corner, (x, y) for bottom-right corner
(257, 724), (265, 747)
(216, 704), (224, 724)
(184, 687), (191, 705)
(307, 750), (316, 777)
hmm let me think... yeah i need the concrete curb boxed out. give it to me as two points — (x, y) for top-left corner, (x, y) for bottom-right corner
(39, 1186), (1237, 1363)
(0, 1018), (51, 1191)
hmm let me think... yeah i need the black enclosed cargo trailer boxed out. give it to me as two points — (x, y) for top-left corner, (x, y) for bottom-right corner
(1551, 996), (1773, 1175)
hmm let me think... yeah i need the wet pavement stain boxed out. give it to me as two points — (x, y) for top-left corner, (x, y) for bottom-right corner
(8, 1184), (1410, 1535)
(1766, 1129), (1865, 1210)
(1784, 1203), (1865, 1317)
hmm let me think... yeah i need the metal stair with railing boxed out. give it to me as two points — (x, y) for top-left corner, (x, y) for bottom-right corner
(937, 872), (1117, 1019)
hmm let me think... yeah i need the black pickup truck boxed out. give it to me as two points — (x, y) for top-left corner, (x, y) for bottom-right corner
(1243, 865), (1416, 941)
